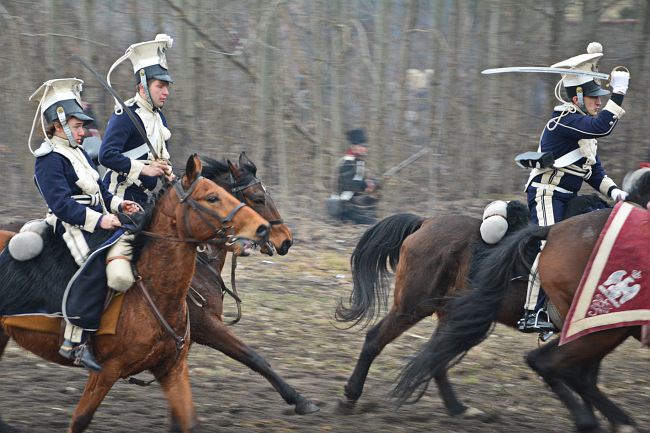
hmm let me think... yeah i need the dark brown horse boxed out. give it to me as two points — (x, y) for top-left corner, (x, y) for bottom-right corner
(187, 153), (318, 414)
(391, 175), (650, 433)
(0, 155), (270, 433)
(338, 173), (650, 426)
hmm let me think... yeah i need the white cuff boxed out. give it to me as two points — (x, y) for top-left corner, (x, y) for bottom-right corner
(84, 208), (103, 232)
(110, 196), (123, 213)
(598, 176), (616, 196)
(603, 100), (625, 119)
(128, 159), (145, 180)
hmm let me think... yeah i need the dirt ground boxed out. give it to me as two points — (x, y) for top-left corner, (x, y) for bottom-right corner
(0, 210), (648, 433)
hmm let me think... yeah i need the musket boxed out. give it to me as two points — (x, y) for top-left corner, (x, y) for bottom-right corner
(382, 147), (428, 178)
(74, 55), (160, 161)
(481, 66), (610, 81)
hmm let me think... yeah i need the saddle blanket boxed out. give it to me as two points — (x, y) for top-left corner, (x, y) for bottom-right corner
(1, 293), (125, 336)
(560, 202), (650, 345)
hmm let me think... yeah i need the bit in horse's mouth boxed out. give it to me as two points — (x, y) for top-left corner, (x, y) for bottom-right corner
(226, 237), (257, 256)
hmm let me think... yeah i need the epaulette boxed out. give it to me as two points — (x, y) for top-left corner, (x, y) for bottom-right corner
(34, 141), (53, 157)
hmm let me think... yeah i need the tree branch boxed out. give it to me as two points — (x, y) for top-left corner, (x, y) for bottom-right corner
(162, 0), (256, 82)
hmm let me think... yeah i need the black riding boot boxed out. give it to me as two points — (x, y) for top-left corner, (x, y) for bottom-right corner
(59, 332), (102, 372)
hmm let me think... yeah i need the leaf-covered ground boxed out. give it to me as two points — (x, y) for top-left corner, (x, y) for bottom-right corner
(0, 213), (648, 433)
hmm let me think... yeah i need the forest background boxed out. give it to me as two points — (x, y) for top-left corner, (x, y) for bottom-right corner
(0, 0), (647, 224)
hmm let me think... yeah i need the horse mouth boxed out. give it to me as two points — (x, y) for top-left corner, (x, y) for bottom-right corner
(260, 241), (275, 256)
(226, 237), (257, 256)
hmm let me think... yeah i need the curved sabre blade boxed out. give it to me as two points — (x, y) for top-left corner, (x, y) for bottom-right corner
(481, 67), (609, 80)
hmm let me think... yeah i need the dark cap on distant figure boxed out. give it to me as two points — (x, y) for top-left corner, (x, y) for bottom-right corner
(346, 129), (368, 146)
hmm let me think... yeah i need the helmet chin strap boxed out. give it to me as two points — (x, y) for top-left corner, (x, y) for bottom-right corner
(56, 106), (78, 147)
(139, 69), (154, 109)
(576, 86), (590, 114)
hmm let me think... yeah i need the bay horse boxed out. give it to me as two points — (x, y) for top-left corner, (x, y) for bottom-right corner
(0, 154), (270, 433)
(337, 173), (650, 422)
(391, 174), (650, 433)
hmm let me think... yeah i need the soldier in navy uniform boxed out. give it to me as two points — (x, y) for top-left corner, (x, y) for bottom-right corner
(519, 42), (630, 333)
(337, 129), (379, 224)
(30, 78), (139, 371)
(99, 34), (175, 292)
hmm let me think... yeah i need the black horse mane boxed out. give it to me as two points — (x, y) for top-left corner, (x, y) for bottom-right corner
(627, 170), (650, 206)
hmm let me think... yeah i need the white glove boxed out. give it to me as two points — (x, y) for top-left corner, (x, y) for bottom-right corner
(610, 188), (628, 202)
(610, 70), (630, 95)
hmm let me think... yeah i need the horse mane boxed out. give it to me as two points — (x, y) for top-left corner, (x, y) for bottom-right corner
(201, 157), (230, 181)
(129, 181), (174, 265)
(626, 170), (650, 206)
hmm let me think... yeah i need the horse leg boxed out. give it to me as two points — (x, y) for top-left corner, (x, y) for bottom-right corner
(191, 311), (318, 415)
(67, 366), (121, 433)
(343, 307), (427, 404)
(559, 332), (639, 432)
(526, 330), (636, 433)
(152, 359), (198, 433)
(0, 329), (9, 358)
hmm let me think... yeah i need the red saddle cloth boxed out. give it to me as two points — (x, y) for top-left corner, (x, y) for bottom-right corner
(560, 202), (650, 346)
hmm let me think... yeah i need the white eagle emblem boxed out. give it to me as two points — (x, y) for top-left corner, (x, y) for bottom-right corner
(597, 270), (641, 308)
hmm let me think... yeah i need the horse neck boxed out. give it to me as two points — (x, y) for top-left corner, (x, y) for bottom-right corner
(136, 207), (196, 315)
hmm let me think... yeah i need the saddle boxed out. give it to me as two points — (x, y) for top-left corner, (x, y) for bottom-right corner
(0, 227), (126, 333)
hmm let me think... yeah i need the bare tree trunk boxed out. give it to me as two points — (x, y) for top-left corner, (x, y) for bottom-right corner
(309, 0), (326, 190)
(370, 0), (391, 175)
(329, 0), (345, 179)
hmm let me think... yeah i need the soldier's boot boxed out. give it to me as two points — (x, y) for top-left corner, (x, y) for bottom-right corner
(59, 325), (102, 372)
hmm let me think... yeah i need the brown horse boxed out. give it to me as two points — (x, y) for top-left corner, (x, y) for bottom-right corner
(391, 176), (650, 433)
(0, 154), (270, 433)
(338, 173), (650, 425)
(0, 152), (318, 416)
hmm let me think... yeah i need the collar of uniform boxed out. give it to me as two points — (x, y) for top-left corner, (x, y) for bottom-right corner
(134, 92), (155, 113)
(50, 134), (77, 149)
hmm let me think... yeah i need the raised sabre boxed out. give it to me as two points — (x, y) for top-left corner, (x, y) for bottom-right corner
(73, 55), (160, 160)
(481, 66), (609, 81)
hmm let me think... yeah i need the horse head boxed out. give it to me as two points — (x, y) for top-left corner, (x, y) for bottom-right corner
(227, 152), (293, 256)
(623, 167), (650, 209)
(169, 154), (270, 256)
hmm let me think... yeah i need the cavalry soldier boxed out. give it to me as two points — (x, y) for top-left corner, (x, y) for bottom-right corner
(30, 78), (138, 371)
(337, 129), (380, 225)
(520, 42), (630, 333)
(99, 34), (175, 292)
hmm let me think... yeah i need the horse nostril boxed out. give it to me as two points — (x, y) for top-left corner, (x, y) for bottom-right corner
(256, 225), (269, 240)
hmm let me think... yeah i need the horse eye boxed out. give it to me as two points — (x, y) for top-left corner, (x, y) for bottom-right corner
(206, 195), (219, 203)
(250, 195), (265, 204)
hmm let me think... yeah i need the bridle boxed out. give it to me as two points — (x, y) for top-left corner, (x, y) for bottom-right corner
(230, 174), (284, 226)
(141, 176), (247, 245)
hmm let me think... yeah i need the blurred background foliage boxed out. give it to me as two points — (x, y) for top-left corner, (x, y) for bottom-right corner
(0, 0), (647, 222)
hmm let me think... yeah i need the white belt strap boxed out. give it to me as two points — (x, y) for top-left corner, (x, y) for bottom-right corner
(71, 193), (101, 206)
(121, 143), (149, 160)
(530, 182), (574, 195)
(553, 148), (583, 168)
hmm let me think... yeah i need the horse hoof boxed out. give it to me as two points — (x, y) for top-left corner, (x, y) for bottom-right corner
(335, 398), (358, 414)
(0, 418), (21, 433)
(458, 406), (495, 422)
(294, 399), (320, 415)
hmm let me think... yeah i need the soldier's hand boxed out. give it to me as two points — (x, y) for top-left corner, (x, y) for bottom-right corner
(120, 200), (142, 215)
(141, 161), (170, 177)
(100, 214), (122, 230)
(610, 70), (630, 95)
(610, 188), (628, 202)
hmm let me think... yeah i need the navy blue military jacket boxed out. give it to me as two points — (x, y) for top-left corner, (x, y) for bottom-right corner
(34, 139), (117, 236)
(528, 99), (624, 196)
(99, 102), (169, 204)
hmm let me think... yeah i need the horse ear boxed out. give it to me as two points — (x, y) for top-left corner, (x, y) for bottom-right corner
(183, 154), (203, 187)
(239, 151), (257, 174)
(227, 159), (237, 174)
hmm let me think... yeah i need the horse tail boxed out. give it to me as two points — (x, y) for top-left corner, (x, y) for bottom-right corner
(335, 213), (425, 327)
(392, 223), (550, 404)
